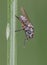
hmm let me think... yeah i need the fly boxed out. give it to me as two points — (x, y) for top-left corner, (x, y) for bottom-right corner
(15, 7), (34, 47)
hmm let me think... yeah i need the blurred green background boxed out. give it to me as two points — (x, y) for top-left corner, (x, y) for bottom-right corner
(17, 0), (47, 65)
(0, 0), (7, 65)
(0, 0), (47, 65)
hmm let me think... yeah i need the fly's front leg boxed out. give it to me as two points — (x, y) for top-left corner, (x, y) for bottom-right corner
(24, 29), (30, 48)
(24, 38), (27, 48)
(23, 31), (28, 48)
(24, 36), (28, 48)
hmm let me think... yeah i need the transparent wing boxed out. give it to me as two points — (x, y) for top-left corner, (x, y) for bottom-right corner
(20, 7), (30, 22)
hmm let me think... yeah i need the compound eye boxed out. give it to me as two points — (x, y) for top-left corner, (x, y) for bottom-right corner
(27, 30), (31, 34)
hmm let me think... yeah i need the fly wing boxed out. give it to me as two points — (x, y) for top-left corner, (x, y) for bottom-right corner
(20, 7), (30, 22)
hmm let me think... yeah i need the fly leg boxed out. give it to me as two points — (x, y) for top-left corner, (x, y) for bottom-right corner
(24, 37), (28, 48)
(15, 29), (23, 32)
(23, 31), (28, 48)
(24, 38), (27, 48)
(15, 15), (20, 20)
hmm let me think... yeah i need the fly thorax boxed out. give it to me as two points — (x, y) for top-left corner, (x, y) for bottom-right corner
(20, 15), (27, 22)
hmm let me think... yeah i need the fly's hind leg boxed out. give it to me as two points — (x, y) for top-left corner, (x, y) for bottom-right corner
(15, 15), (19, 20)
